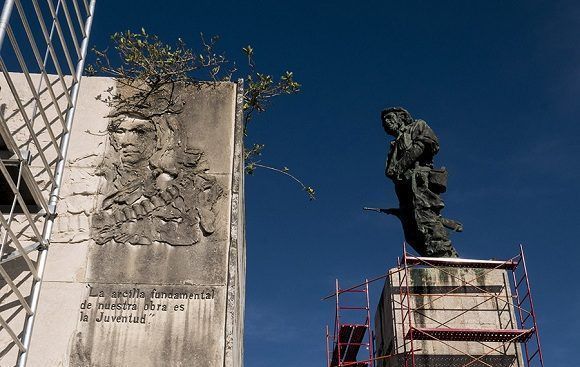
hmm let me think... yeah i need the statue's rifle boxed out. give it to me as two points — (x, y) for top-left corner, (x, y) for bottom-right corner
(363, 207), (400, 216)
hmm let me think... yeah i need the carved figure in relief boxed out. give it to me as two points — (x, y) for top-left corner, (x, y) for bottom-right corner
(91, 108), (223, 246)
(381, 107), (462, 257)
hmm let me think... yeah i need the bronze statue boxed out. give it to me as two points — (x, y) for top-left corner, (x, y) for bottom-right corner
(377, 107), (462, 257)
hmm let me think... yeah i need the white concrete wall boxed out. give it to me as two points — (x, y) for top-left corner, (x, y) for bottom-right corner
(0, 74), (245, 367)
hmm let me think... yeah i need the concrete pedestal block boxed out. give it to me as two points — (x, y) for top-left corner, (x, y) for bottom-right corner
(375, 266), (524, 367)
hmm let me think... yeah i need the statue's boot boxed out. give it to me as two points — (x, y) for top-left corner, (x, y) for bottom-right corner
(426, 240), (459, 258)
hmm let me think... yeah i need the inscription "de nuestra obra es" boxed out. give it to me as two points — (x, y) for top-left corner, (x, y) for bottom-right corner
(78, 286), (216, 325)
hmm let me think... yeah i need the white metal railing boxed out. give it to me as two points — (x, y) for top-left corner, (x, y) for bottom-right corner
(0, 0), (96, 365)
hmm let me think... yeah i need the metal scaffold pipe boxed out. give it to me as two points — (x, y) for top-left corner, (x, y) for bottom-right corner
(0, 0), (15, 51)
(17, 1), (98, 365)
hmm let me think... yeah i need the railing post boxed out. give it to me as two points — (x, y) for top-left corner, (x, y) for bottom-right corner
(0, 0), (15, 51)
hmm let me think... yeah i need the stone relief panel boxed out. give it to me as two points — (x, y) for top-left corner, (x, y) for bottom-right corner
(90, 111), (224, 247)
(20, 78), (241, 367)
(84, 83), (235, 285)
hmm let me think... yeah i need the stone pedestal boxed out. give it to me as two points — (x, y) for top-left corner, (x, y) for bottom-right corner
(375, 266), (524, 367)
(21, 77), (245, 367)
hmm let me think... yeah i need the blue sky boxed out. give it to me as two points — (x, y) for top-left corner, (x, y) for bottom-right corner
(70, 0), (580, 365)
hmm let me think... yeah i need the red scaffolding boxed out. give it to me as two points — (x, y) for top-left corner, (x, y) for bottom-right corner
(324, 243), (545, 367)
(392, 243), (544, 367)
(326, 279), (374, 367)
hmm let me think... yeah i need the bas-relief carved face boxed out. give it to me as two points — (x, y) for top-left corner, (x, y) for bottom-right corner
(110, 116), (157, 166)
(382, 112), (403, 137)
(93, 110), (225, 247)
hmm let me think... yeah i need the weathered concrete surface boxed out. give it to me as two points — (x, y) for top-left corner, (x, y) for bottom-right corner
(2, 75), (247, 367)
(85, 172), (232, 285)
(375, 267), (524, 367)
(0, 256), (37, 366)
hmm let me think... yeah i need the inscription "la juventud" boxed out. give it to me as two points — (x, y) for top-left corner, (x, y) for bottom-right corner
(79, 286), (215, 324)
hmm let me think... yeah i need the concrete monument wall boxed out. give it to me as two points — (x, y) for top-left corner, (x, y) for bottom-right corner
(1, 74), (245, 367)
(375, 267), (523, 367)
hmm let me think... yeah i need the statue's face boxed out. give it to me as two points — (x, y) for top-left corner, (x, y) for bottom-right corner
(110, 116), (157, 166)
(383, 112), (403, 136)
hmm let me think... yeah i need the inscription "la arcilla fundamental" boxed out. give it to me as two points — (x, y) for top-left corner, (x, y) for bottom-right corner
(79, 285), (215, 324)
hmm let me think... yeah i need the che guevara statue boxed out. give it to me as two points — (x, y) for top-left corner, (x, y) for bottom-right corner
(377, 107), (462, 258)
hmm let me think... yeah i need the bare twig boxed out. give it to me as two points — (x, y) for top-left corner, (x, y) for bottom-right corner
(246, 162), (315, 200)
